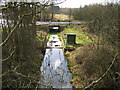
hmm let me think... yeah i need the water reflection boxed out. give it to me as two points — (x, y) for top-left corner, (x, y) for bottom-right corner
(40, 48), (72, 88)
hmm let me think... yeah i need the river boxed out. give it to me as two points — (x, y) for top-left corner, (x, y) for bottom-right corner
(40, 35), (72, 88)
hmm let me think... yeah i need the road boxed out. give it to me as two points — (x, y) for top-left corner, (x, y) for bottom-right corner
(0, 19), (91, 27)
(36, 21), (88, 25)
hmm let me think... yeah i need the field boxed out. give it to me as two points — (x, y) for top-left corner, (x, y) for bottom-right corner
(54, 14), (73, 20)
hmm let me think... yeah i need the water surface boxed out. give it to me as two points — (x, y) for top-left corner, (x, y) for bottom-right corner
(40, 48), (72, 88)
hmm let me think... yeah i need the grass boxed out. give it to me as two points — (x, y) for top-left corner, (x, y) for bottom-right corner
(59, 25), (92, 48)
(47, 32), (61, 40)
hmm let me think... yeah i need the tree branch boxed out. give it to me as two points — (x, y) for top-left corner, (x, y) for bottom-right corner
(84, 52), (118, 89)
(0, 4), (46, 46)
(1, 49), (15, 62)
(0, 16), (24, 46)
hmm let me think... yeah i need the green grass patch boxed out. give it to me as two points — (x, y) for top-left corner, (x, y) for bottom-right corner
(59, 26), (92, 48)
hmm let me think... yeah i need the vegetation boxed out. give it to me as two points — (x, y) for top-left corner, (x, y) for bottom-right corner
(1, 1), (119, 89)
(59, 25), (92, 49)
(66, 44), (119, 88)
(65, 3), (119, 89)
(54, 14), (73, 20)
(1, 2), (47, 88)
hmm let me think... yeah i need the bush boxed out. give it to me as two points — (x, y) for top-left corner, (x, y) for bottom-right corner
(68, 43), (119, 89)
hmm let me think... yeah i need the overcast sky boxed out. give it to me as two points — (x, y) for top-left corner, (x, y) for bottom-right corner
(59, 0), (119, 8)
